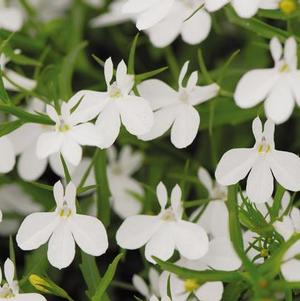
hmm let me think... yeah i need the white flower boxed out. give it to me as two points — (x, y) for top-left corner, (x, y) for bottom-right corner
(0, 258), (46, 300)
(0, 2), (23, 31)
(16, 181), (108, 269)
(205, 0), (278, 19)
(0, 183), (41, 236)
(71, 146), (144, 219)
(133, 268), (160, 299)
(146, 0), (212, 48)
(215, 117), (300, 203)
(0, 52), (36, 92)
(90, 0), (134, 28)
(122, 0), (175, 30)
(138, 61), (219, 148)
(9, 98), (74, 181)
(36, 95), (101, 166)
(274, 207), (300, 281)
(159, 258), (224, 301)
(0, 136), (15, 174)
(74, 58), (154, 148)
(116, 182), (209, 263)
(235, 37), (300, 124)
(150, 296), (171, 301)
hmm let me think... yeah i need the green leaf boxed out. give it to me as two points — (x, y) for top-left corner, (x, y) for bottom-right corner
(135, 66), (168, 83)
(92, 254), (123, 301)
(0, 68), (10, 104)
(94, 150), (111, 226)
(60, 154), (72, 183)
(0, 119), (24, 137)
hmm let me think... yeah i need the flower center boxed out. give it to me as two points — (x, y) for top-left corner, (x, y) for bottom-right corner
(111, 165), (122, 175)
(179, 89), (189, 103)
(257, 137), (271, 154)
(0, 285), (15, 299)
(279, 0), (297, 14)
(211, 185), (227, 200)
(109, 82), (122, 99)
(279, 62), (290, 73)
(184, 279), (199, 293)
(59, 202), (72, 218)
(57, 119), (71, 133)
(161, 208), (176, 221)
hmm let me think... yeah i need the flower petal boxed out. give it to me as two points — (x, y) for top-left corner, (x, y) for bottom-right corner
(16, 213), (59, 250)
(246, 158), (274, 204)
(174, 221), (209, 260)
(198, 167), (213, 193)
(281, 257), (300, 282)
(268, 150), (300, 191)
(156, 182), (168, 209)
(61, 136), (83, 166)
(48, 223), (75, 269)
(14, 293), (47, 301)
(170, 105), (200, 148)
(116, 215), (161, 249)
(205, 0), (229, 12)
(0, 137), (15, 173)
(36, 132), (63, 159)
(70, 123), (101, 146)
(195, 281), (224, 301)
(70, 215), (108, 256)
(215, 148), (257, 186)
(132, 275), (150, 298)
(231, 0), (260, 18)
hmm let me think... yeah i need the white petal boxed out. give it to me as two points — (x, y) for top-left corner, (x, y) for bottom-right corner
(205, 0), (229, 12)
(61, 136), (83, 166)
(215, 148), (257, 185)
(145, 223), (175, 263)
(195, 281), (224, 301)
(284, 37), (297, 69)
(270, 37), (282, 62)
(46, 105), (59, 123)
(65, 181), (77, 209)
(170, 105), (200, 148)
(209, 201), (230, 238)
(268, 150), (300, 191)
(138, 79), (177, 110)
(231, 0), (260, 18)
(96, 103), (121, 148)
(132, 275), (150, 298)
(171, 184), (181, 211)
(174, 221), (209, 260)
(157, 182), (168, 209)
(4, 258), (14, 287)
(181, 10), (211, 45)
(139, 106), (178, 141)
(274, 216), (294, 240)
(179, 61), (189, 88)
(48, 223), (75, 269)
(234, 69), (278, 108)
(4, 69), (36, 91)
(0, 137), (15, 173)
(252, 117), (263, 142)
(246, 159), (274, 204)
(264, 79), (295, 124)
(116, 60), (134, 95)
(16, 213), (59, 250)
(49, 153), (76, 177)
(204, 237), (241, 271)
(104, 57), (114, 86)
(281, 258), (300, 282)
(14, 293), (47, 301)
(53, 181), (64, 207)
(118, 96), (154, 136)
(36, 132), (63, 159)
(17, 145), (47, 181)
(70, 215), (108, 256)
(135, 0), (174, 30)
(198, 167), (213, 193)
(189, 84), (219, 106)
(122, 0), (158, 14)
(119, 146), (143, 175)
(288, 71), (300, 106)
(116, 215), (161, 249)
(0, 8), (23, 31)
(70, 123), (101, 146)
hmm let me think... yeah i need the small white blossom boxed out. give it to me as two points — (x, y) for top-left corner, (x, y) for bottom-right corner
(205, 0), (278, 19)
(235, 37), (300, 124)
(16, 181), (108, 269)
(133, 268), (160, 299)
(74, 58), (154, 148)
(116, 182), (209, 263)
(36, 95), (101, 166)
(0, 258), (46, 300)
(0, 52), (36, 92)
(0, 1), (24, 31)
(215, 117), (300, 203)
(138, 61), (219, 148)
(159, 258), (224, 301)
(0, 136), (15, 174)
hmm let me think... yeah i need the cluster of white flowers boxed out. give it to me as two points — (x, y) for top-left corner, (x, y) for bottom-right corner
(0, 0), (300, 301)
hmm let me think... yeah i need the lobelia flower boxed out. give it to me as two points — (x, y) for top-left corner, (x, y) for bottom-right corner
(235, 37), (300, 124)
(205, 0), (278, 19)
(73, 58), (154, 148)
(0, 136), (15, 174)
(133, 268), (160, 300)
(159, 258), (224, 301)
(122, 0), (175, 30)
(0, 183), (41, 236)
(146, 0), (212, 48)
(36, 95), (101, 166)
(0, 51), (36, 92)
(138, 61), (219, 148)
(16, 181), (108, 269)
(274, 207), (300, 281)
(9, 98), (74, 181)
(116, 182), (209, 264)
(0, 258), (46, 300)
(215, 117), (300, 203)
(0, 1), (24, 31)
